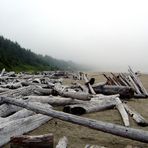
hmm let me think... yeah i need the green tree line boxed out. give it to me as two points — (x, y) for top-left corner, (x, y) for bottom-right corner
(0, 36), (79, 72)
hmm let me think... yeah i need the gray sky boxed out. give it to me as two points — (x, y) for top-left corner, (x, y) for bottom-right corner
(0, 0), (148, 72)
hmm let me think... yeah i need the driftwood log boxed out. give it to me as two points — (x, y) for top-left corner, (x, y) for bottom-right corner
(84, 74), (96, 95)
(54, 83), (91, 100)
(93, 85), (134, 99)
(56, 136), (68, 148)
(123, 103), (148, 126)
(24, 96), (89, 106)
(85, 145), (106, 148)
(115, 98), (129, 127)
(0, 114), (52, 147)
(1, 97), (148, 143)
(10, 134), (54, 148)
(63, 98), (116, 115)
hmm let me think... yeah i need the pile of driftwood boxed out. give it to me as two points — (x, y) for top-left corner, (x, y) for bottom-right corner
(103, 67), (148, 98)
(0, 68), (148, 147)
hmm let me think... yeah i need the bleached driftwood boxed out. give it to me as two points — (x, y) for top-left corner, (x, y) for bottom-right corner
(24, 96), (87, 106)
(0, 88), (9, 93)
(0, 108), (34, 124)
(10, 134), (53, 148)
(115, 97), (129, 127)
(54, 83), (91, 100)
(128, 66), (148, 96)
(0, 104), (21, 117)
(85, 145), (107, 148)
(35, 88), (53, 95)
(63, 98), (116, 115)
(1, 82), (22, 89)
(0, 114), (52, 147)
(0, 68), (5, 77)
(56, 136), (68, 148)
(84, 74), (96, 95)
(123, 103), (148, 126)
(0, 85), (37, 97)
(128, 75), (141, 95)
(2, 97), (148, 143)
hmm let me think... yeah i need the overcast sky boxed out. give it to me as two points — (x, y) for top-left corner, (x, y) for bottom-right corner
(0, 0), (148, 72)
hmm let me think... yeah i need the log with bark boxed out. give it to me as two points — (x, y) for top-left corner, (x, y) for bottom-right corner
(10, 134), (53, 148)
(1, 97), (148, 143)
(93, 85), (134, 99)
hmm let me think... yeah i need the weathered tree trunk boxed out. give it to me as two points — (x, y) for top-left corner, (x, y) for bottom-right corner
(0, 114), (52, 147)
(35, 88), (53, 95)
(24, 96), (88, 106)
(0, 109), (34, 124)
(2, 97), (148, 143)
(60, 91), (91, 101)
(115, 97), (130, 127)
(63, 99), (116, 115)
(123, 103), (148, 126)
(56, 136), (68, 148)
(93, 85), (134, 99)
(10, 134), (53, 148)
(0, 104), (22, 117)
(54, 83), (91, 100)
(0, 85), (37, 97)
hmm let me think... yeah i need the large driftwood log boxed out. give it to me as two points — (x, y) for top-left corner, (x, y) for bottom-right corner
(1, 97), (148, 143)
(0, 109), (34, 124)
(10, 134), (53, 148)
(0, 114), (52, 147)
(0, 85), (37, 97)
(115, 97), (129, 127)
(34, 88), (53, 95)
(93, 85), (134, 99)
(24, 96), (88, 106)
(0, 104), (21, 117)
(123, 103), (148, 126)
(54, 83), (91, 100)
(56, 136), (68, 148)
(63, 98), (116, 115)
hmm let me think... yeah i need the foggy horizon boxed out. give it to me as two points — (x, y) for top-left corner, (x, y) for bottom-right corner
(0, 0), (148, 73)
